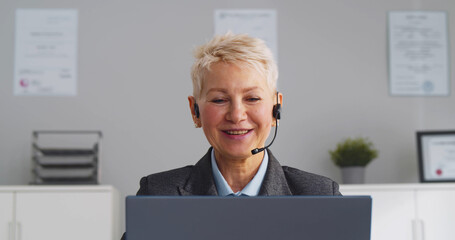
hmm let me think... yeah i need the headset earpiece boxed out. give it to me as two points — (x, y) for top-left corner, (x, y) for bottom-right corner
(194, 103), (200, 118)
(272, 104), (281, 120)
(272, 91), (281, 120)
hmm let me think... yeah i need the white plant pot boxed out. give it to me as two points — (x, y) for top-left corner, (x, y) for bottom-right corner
(341, 166), (365, 184)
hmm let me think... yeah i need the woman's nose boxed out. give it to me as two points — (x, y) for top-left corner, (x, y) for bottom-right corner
(226, 102), (247, 123)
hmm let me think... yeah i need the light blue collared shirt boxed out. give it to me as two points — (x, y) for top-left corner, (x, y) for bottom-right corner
(211, 148), (269, 196)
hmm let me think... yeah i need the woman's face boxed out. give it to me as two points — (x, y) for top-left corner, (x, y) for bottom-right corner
(193, 62), (278, 160)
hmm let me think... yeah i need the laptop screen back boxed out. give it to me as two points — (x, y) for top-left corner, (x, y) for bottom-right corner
(126, 196), (371, 240)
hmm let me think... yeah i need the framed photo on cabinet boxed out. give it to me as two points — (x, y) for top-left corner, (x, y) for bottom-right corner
(417, 131), (455, 182)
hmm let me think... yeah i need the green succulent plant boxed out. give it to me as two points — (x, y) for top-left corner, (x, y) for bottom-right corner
(329, 137), (378, 167)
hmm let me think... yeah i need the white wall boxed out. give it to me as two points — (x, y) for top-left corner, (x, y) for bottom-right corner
(1, 0), (454, 231)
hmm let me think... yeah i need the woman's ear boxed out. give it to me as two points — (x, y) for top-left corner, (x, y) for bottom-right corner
(277, 92), (283, 107)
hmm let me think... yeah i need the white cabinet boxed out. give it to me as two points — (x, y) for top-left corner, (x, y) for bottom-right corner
(416, 189), (455, 240)
(0, 186), (119, 240)
(341, 183), (455, 240)
(346, 189), (415, 240)
(0, 193), (14, 240)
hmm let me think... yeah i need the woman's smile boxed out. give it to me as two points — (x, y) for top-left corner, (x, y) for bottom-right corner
(221, 129), (253, 139)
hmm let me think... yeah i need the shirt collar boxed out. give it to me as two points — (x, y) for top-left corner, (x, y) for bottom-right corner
(211, 148), (269, 196)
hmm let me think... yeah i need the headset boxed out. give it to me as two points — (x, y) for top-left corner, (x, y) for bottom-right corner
(194, 91), (281, 155)
(194, 103), (200, 118)
(252, 91), (281, 154)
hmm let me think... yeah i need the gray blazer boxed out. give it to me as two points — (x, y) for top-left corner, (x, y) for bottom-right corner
(136, 148), (341, 196)
(121, 148), (341, 239)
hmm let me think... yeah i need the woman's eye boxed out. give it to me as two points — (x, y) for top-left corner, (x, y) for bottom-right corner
(247, 97), (261, 102)
(211, 99), (226, 103)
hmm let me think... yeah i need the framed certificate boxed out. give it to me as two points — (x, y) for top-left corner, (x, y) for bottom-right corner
(417, 131), (455, 182)
(388, 11), (450, 96)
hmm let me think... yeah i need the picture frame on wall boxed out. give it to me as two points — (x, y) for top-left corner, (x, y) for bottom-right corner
(417, 130), (455, 182)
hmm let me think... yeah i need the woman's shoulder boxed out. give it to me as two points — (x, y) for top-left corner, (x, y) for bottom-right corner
(281, 166), (341, 195)
(136, 149), (214, 196)
(137, 165), (194, 196)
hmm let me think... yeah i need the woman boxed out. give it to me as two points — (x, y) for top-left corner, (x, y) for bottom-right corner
(135, 32), (341, 197)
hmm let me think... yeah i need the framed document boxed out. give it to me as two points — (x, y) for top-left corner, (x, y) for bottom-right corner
(388, 11), (450, 96)
(417, 131), (455, 182)
(14, 9), (78, 96)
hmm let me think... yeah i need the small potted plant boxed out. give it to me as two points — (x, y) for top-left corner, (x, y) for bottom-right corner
(329, 137), (378, 184)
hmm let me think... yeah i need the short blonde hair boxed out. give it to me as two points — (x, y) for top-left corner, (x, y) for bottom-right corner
(191, 32), (278, 99)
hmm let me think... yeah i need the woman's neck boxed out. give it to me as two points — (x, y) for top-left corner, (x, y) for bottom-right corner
(214, 151), (264, 193)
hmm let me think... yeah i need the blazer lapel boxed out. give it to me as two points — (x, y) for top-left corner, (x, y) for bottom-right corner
(178, 148), (291, 196)
(258, 149), (292, 196)
(178, 148), (218, 196)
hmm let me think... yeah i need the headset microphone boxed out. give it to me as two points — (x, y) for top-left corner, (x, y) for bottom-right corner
(251, 92), (281, 155)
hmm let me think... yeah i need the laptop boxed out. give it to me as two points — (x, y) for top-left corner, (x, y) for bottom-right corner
(126, 196), (371, 240)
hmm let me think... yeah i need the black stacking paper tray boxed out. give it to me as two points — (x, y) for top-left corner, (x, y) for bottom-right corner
(31, 131), (102, 185)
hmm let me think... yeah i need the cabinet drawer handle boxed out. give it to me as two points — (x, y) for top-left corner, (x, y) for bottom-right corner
(16, 222), (22, 240)
(412, 219), (425, 240)
(8, 222), (14, 240)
